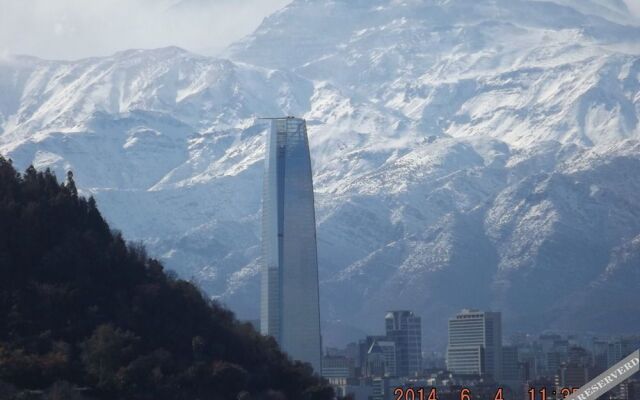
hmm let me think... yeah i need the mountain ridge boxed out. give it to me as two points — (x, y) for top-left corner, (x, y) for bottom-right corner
(1, 0), (639, 347)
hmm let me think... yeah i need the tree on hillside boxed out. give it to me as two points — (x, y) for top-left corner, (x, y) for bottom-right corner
(0, 156), (336, 400)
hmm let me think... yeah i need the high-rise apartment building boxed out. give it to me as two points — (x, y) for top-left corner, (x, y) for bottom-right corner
(607, 337), (640, 367)
(366, 339), (397, 377)
(322, 355), (354, 384)
(502, 346), (523, 394)
(358, 335), (386, 372)
(385, 311), (422, 377)
(447, 309), (502, 380)
(261, 117), (322, 372)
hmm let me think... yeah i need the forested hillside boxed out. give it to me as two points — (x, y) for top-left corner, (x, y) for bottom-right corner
(0, 156), (333, 400)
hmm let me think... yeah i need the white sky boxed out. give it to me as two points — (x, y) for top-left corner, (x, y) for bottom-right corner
(0, 0), (638, 61)
(0, 0), (291, 60)
(627, 0), (640, 15)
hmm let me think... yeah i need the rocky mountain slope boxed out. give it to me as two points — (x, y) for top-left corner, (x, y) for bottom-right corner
(1, 0), (639, 346)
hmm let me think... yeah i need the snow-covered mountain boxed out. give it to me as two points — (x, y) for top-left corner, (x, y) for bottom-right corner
(1, 0), (639, 347)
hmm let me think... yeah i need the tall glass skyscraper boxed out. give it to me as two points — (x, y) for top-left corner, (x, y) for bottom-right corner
(261, 117), (322, 372)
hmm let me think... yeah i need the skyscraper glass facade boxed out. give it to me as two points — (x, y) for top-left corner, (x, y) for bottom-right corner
(385, 311), (422, 377)
(261, 117), (322, 372)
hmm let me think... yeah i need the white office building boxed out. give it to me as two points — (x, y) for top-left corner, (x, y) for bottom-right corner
(446, 309), (502, 380)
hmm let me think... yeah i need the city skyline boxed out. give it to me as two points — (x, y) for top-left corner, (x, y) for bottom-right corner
(322, 307), (640, 400)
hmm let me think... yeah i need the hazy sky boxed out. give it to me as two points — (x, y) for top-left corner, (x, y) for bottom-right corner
(1, 0), (639, 60)
(626, 0), (640, 15)
(0, 0), (291, 60)
(618, 0), (640, 15)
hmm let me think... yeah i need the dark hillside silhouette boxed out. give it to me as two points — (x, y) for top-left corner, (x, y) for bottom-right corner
(0, 157), (334, 400)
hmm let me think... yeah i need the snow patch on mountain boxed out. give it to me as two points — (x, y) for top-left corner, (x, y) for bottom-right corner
(1, 0), (640, 345)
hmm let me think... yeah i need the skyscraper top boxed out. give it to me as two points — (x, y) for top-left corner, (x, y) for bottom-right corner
(385, 310), (416, 318)
(258, 116), (300, 120)
(452, 309), (500, 320)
